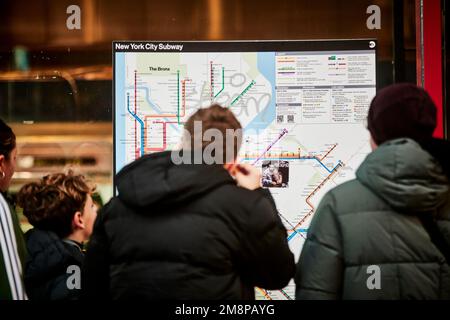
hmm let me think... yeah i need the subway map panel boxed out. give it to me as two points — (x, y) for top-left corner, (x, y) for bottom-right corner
(114, 41), (377, 300)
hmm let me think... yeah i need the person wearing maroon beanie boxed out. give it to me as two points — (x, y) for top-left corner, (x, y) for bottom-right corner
(367, 83), (437, 146)
(296, 83), (450, 300)
(368, 83), (450, 176)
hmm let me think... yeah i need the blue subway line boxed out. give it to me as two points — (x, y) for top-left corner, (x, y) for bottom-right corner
(287, 229), (307, 241)
(243, 156), (342, 242)
(127, 93), (145, 157)
(244, 157), (342, 174)
(296, 157), (341, 173)
(287, 228), (308, 242)
(126, 85), (161, 112)
(126, 85), (180, 132)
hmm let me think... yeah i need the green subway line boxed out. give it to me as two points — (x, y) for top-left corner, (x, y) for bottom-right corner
(214, 67), (225, 98)
(230, 80), (256, 106)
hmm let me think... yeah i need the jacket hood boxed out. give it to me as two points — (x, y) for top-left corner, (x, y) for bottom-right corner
(356, 138), (449, 214)
(116, 151), (235, 209)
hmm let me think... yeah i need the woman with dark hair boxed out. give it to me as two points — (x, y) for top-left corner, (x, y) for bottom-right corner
(17, 170), (97, 300)
(0, 118), (27, 300)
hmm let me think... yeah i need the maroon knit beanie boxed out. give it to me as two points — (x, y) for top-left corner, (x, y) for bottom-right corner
(367, 83), (437, 145)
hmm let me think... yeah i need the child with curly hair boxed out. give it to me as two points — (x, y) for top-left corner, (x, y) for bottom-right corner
(17, 171), (97, 300)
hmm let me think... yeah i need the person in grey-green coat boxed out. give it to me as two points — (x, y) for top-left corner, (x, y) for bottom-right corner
(295, 83), (450, 300)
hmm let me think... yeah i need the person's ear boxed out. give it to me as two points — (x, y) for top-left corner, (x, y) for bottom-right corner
(0, 154), (5, 169)
(370, 135), (378, 151)
(72, 211), (85, 230)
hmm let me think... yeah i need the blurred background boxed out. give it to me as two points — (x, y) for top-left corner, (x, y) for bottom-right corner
(0, 0), (447, 225)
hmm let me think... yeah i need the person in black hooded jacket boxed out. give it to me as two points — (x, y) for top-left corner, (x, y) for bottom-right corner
(82, 104), (295, 300)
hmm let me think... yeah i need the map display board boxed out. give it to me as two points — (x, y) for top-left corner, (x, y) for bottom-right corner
(113, 40), (377, 300)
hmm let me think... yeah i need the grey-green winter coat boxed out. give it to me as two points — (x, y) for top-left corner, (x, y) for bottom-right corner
(295, 138), (450, 299)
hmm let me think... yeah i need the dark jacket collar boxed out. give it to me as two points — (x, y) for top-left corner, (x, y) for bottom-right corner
(116, 151), (235, 209)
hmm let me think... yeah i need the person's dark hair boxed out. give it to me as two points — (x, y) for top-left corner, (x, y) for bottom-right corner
(420, 138), (450, 179)
(17, 170), (95, 238)
(184, 104), (242, 163)
(367, 83), (437, 145)
(0, 118), (16, 160)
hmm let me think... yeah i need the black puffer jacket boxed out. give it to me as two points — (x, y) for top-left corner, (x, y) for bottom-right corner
(25, 228), (84, 300)
(82, 151), (294, 300)
(295, 138), (450, 299)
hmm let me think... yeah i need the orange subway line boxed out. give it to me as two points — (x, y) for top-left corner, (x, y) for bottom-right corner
(320, 143), (338, 161)
(256, 288), (273, 300)
(289, 162), (343, 232)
